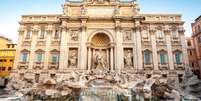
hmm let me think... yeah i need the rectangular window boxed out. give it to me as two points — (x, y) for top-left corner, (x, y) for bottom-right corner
(2, 67), (6, 71)
(7, 44), (10, 48)
(8, 67), (12, 71)
(156, 31), (163, 39)
(51, 54), (59, 64)
(172, 31), (178, 38)
(10, 59), (13, 62)
(35, 74), (40, 83)
(20, 53), (28, 62)
(175, 52), (181, 64)
(160, 53), (166, 64)
(144, 52), (151, 64)
(198, 37), (201, 43)
(39, 30), (45, 39)
(36, 53), (43, 63)
(26, 30), (31, 39)
(190, 51), (192, 56)
(12, 45), (15, 48)
(54, 30), (59, 39)
(192, 62), (195, 67)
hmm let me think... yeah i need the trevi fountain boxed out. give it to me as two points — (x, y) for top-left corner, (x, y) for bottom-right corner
(5, 0), (201, 100)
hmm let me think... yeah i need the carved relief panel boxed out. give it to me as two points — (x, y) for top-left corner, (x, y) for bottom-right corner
(141, 26), (149, 40)
(123, 30), (132, 42)
(68, 48), (78, 68)
(69, 29), (80, 42)
(124, 48), (133, 69)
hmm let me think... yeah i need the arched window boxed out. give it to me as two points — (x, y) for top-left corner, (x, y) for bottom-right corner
(35, 49), (45, 63)
(174, 51), (182, 64)
(20, 49), (30, 62)
(158, 50), (167, 64)
(50, 49), (60, 64)
(20, 53), (28, 62)
(143, 50), (152, 64)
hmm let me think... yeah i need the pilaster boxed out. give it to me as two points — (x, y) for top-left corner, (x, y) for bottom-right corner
(79, 18), (87, 70)
(165, 30), (174, 70)
(135, 22), (143, 69)
(115, 19), (123, 70)
(59, 22), (69, 70)
(150, 29), (158, 70)
(28, 28), (38, 70)
(44, 29), (52, 70)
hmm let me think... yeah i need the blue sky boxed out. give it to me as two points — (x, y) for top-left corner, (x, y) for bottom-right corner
(0, 0), (200, 43)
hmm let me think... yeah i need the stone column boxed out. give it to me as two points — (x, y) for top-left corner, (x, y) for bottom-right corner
(59, 21), (69, 70)
(106, 49), (109, 65)
(150, 30), (158, 70)
(80, 19), (87, 70)
(135, 22), (143, 69)
(28, 28), (38, 70)
(88, 47), (91, 70)
(165, 30), (174, 70)
(133, 28), (137, 69)
(92, 49), (95, 69)
(111, 47), (114, 70)
(44, 29), (52, 69)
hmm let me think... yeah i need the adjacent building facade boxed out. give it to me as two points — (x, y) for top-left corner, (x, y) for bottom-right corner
(0, 35), (16, 86)
(186, 37), (199, 77)
(191, 15), (201, 78)
(11, 0), (188, 83)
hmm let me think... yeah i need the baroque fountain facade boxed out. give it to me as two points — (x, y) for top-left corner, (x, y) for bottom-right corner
(7, 0), (201, 100)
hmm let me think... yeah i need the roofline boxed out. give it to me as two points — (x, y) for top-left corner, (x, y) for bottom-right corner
(141, 13), (182, 16)
(0, 35), (12, 42)
(195, 15), (201, 22)
(22, 14), (62, 17)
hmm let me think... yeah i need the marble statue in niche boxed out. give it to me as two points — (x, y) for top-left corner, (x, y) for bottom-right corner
(123, 30), (132, 41)
(81, 5), (86, 15)
(70, 30), (79, 41)
(124, 49), (133, 68)
(68, 49), (78, 68)
(114, 5), (120, 15)
(63, 7), (68, 15)
(94, 51), (107, 70)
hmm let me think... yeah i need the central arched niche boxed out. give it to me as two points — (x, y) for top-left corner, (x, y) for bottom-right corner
(87, 31), (114, 70)
(91, 33), (110, 47)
